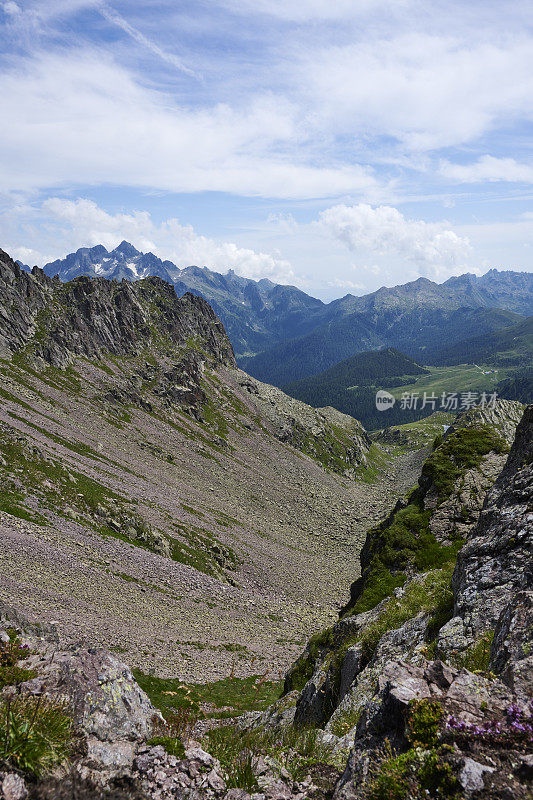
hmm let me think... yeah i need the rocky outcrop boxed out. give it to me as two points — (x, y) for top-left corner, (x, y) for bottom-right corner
(334, 659), (532, 800)
(0, 607), (231, 800)
(278, 404), (532, 799)
(2, 244), (370, 473)
(342, 399), (523, 616)
(439, 404), (533, 671)
(236, 374), (371, 476)
(0, 248), (235, 370)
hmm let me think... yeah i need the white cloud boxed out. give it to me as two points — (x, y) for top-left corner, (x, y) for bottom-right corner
(218, 0), (406, 21)
(1, 197), (295, 283)
(318, 204), (472, 277)
(3, 2), (21, 15)
(440, 156), (533, 183)
(326, 276), (368, 292)
(0, 50), (377, 199)
(296, 34), (533, 151)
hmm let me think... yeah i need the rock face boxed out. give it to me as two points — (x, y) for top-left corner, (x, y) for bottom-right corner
(342, 399), (523, 615)
(279, 403), (532, 799)
(334, 659), (531, 800)
(440, 404), (533, 674)
(237, 374), (371, 477)
(0, 248), (235, 369)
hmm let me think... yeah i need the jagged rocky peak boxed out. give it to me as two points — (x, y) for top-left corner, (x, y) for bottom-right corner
(0, 246), (235, 370)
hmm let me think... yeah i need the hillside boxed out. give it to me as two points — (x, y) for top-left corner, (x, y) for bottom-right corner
(430, 314), (533, 368)
(239, 306), (524, 386)
(283, 348), (429, 429)
(0, 247), (425, 688)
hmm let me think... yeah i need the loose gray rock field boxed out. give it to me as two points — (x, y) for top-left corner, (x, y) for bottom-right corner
(0, 357), (424, 684)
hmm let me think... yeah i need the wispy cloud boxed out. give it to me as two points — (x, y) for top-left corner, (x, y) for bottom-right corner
(440, 156), (533, 184)
(98, 3), (198, 78)
(0, 50), (378, 198)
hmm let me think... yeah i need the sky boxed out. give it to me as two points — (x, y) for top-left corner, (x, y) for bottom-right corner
(1, 0), (533, 300)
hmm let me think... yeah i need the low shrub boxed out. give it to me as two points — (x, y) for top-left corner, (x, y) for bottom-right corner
(449, 631), (494, 673)
(0, 636), (35, 689)
(407, 699), (444, 747)
(147, 708), (196, 758)
(367, 743), (458, 800)
(206, 723), (338, 788)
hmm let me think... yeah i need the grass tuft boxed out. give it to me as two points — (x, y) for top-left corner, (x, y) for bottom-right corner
(0, 694), (73, 777)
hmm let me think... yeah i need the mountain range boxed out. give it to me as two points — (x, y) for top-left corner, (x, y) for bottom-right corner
(23, 242), (533, 387)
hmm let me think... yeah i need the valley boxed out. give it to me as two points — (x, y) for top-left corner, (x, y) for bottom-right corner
(0, 248), (531, 800)
(0, 251), (425, 686)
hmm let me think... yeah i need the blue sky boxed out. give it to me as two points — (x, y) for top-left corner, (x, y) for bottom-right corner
(1, 0), (533, 299)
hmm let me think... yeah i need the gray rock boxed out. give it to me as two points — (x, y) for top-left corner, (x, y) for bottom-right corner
(224, 790), (253, 800)
(86, 737), (136, 770)
(447, 405), (533, 662)
(491, 589), (533, 696)
(1, 773), (28, 800)
(24, 646), (158, 742)
(458, 757), (494, 794)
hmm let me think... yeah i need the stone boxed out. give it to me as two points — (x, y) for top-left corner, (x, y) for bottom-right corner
(1, 773), (28, 800)
(208, 768), (226, 791)
(86, 737), (135, 769)
(23, 646), (158, 743)
(224, 790), (253, 800)
(184, 746), (216, 768)
(338, 645), (363, 702)
(448, 405), (533, 659)
(458, 757), (494, 794)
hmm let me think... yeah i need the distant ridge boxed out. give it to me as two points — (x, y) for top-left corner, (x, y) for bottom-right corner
(20, 242), (533, 383)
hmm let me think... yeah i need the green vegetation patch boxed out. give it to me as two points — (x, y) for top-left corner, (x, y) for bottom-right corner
(358, 567), (454, 664)
(0, 635), (35, 689)
(421, 424), (507, 502)
(285, 567), (455, 715)
(347, 497), (460, 616)
(133, 671), (283, 719)
(206, 724), (338, 790)
(367, 744), (458, 800)
(0, 694), (73, 777)
(365, 699), (459, 800)
(449, 631), (495, 673)
(346, 423), (505, 616)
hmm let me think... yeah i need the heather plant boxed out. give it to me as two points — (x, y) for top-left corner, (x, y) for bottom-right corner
(446, 701), (533, 746)
(407, 699), (444, 747)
